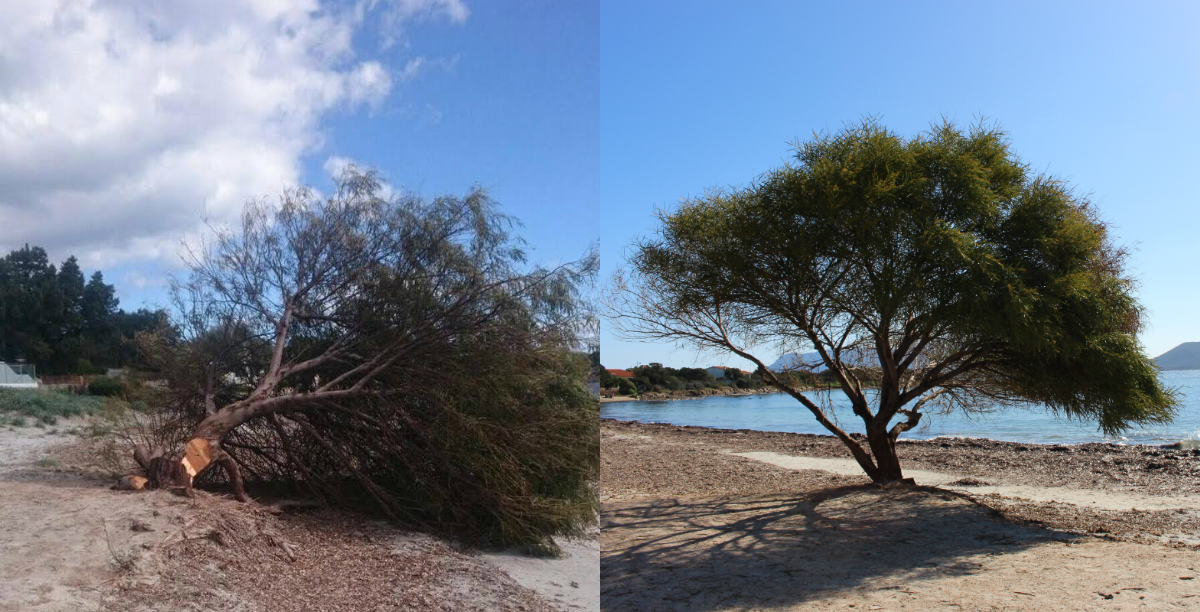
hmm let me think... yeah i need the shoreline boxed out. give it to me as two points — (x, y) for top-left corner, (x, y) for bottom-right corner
(599, 387), (786, 403)
(602, 418), (1200, 497)
(600, 414), (1195, 449)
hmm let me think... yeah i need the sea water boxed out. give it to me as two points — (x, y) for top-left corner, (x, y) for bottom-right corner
(600, 370), (1200, 446)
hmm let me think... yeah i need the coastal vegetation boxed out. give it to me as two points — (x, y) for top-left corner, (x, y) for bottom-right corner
(600, 361), (842, 397)
(0, 387), (105, 426)
(607, 118), (1177, 484)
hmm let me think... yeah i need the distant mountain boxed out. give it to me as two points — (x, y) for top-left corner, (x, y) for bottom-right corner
(769, 349), (879, 372)
(769, 352), (823, 372)
(1154, 342), (1200, 371)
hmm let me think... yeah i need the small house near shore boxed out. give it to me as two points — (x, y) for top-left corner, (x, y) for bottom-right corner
(705, 366), (753, 380)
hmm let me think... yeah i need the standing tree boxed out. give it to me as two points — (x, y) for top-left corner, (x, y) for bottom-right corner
(607, 119), (1177, 484)
(52, 256), (86, 372)
(132, 170), (598, 551)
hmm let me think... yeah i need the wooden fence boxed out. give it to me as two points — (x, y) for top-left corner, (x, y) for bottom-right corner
(38, 375), (86, 387)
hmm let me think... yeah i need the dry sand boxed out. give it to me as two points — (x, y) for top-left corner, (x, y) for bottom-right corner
(734, 451), (1200, 514)
(482, 531), (600, 612)
(0, 420), (596, 611)
(0, 420), (191, 612)
(602, 419), (1200, 611)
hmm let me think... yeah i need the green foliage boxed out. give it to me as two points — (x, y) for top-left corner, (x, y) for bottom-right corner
(617, 117), (1176, 454)
(599, 369), (620, 388)
(617, 377), (638, 396)
(626, 363), (714, 390)
(87, 376), (126, 397)
(352, 348), (599, 555)
(676, 367), (713, 382)
(0, 245), (168, 374)
(0, 388), (105, 425)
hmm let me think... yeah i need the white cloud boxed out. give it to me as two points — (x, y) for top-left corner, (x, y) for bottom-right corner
(397, 55), (459, 83)
(368, 0), (470, 49)
(0, 0), (466, 269)
(345, 61), (393, 108)
(323, 155), (357, 178)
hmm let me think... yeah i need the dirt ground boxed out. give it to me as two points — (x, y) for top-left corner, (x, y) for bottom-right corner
(601, 419), (1200, 611)
(0, 421), (596, 612)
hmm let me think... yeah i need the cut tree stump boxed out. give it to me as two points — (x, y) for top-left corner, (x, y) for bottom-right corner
(181, 438), (214, 481)
(127, 437), (249, 502)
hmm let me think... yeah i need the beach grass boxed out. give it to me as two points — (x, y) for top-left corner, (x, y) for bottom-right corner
(0, 388), (106, 426)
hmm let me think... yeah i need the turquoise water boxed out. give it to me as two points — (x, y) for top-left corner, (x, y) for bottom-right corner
(601, 370), (1200, 446)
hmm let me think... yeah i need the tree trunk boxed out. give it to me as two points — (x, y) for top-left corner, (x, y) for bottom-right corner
(865, 422), (907, 484)
(134, 406), (255, 502)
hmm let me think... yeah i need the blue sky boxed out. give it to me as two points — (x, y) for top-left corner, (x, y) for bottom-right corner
(313, 0), (599, 266)
(1, 0), (598, 315)
(599, 0), (1200, 370)
(5, 1), (1196, 370)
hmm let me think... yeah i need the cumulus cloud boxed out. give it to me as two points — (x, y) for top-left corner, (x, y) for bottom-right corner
(0, 0), (466, 269)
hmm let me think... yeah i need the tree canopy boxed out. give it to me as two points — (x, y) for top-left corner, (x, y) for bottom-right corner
(608, 119), (1177, 483)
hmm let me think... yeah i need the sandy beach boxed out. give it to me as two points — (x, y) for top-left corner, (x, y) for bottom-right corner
(600, 396), (638, 403)
(0, 421), (597, 612)
(602, 419), (1200, 611)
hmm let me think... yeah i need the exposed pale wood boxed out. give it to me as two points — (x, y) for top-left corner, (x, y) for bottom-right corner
(112, 475), (149, 491)
(181, 438), (214, 479)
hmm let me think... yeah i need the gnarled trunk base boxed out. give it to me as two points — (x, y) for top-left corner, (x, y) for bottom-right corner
(856, 426), (909, 486)
(129, 437), (249, 502)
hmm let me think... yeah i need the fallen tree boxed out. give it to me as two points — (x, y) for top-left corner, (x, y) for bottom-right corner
(130, 170), (598, 551)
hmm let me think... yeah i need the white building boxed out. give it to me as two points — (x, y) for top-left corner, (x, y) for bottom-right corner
(705, 366), (753, 380)
(0, 362), (38, 388)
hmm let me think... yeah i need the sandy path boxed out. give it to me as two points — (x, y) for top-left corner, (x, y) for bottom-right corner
(602, 421), (1200, 611)
(604, 490), (1200, 611)
(733, 451), (1200, 512)
(0, 424), (193, 612)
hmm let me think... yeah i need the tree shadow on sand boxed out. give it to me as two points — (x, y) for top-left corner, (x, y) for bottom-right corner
(601, 485), (1085, 611)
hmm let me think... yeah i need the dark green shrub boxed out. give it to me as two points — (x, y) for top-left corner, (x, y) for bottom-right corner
(87, 376), (126, 397)
(617, 377), (638, 396)
(599, 369), (618, 388)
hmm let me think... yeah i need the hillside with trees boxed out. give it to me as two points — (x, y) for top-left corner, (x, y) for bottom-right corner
(0, 244), (168, 374)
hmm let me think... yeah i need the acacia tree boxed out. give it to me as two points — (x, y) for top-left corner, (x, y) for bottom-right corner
(607, 119), (1177, 484)
(134, 170), (598, 550)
